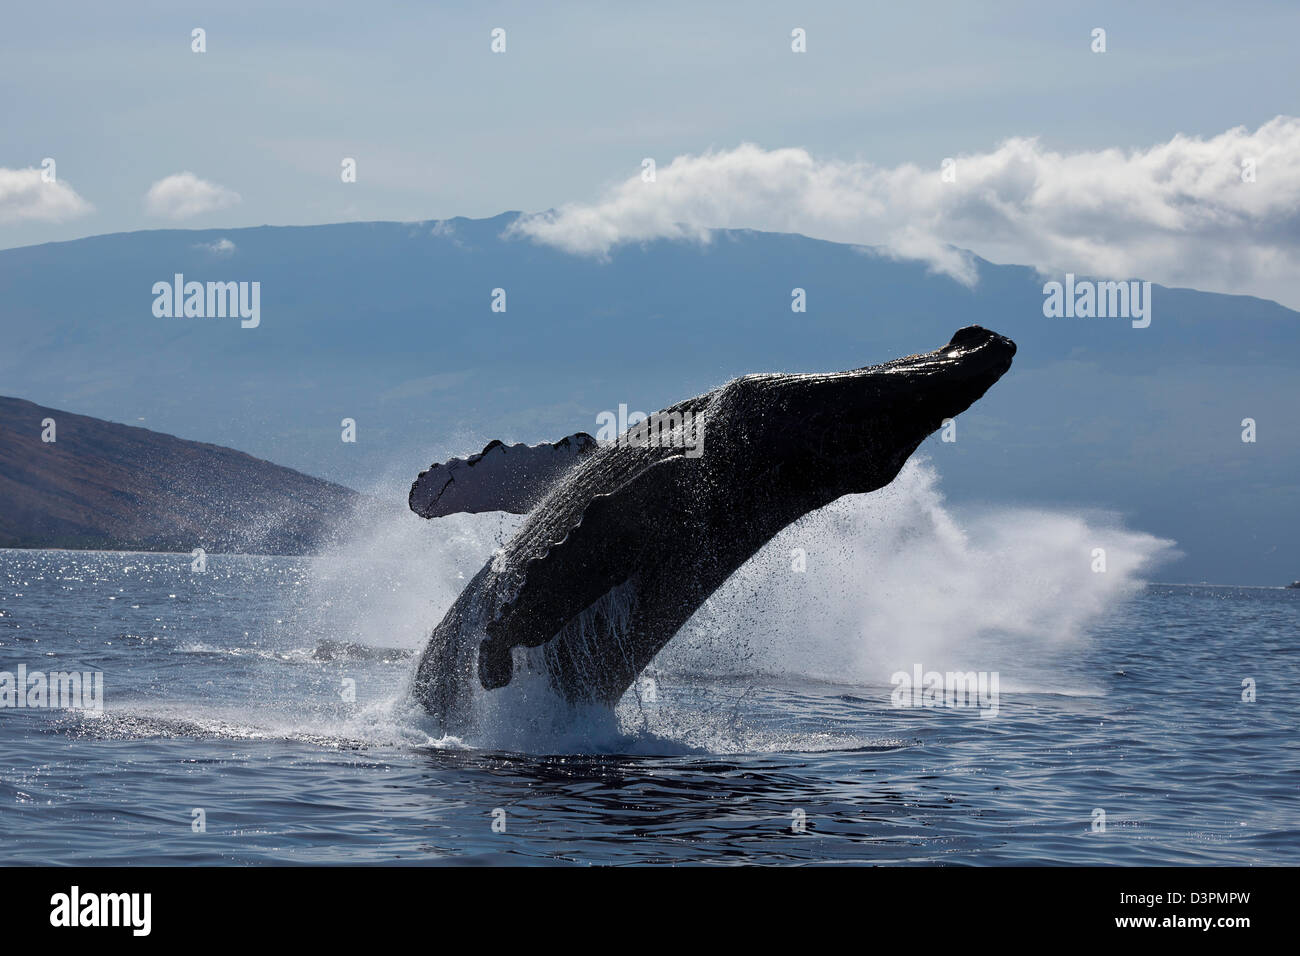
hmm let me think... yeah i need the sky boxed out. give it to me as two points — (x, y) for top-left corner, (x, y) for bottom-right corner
(3, 1), (1300, 305)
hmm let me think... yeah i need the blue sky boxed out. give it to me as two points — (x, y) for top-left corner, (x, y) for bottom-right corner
(4, 1), (1300, 303)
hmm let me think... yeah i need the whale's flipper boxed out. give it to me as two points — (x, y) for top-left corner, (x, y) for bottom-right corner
(477, 452), (694, 689)
(409, 433), (597, 518)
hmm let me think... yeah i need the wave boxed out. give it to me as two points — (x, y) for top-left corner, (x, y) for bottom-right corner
(177, 639), (412, 664)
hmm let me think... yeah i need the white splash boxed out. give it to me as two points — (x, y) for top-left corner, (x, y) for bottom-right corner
(657, 459), (1177, 695)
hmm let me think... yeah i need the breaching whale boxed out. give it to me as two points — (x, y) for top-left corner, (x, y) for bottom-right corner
(409, 325), (1016, 733)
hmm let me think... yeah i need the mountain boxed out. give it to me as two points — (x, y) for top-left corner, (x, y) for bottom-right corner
(0, 396), (356, 554)
(0, 213), (1296, 582)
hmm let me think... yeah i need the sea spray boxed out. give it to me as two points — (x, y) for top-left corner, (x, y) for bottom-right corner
(253, 460), (1174, 751)
(657, 459), (1177, 695)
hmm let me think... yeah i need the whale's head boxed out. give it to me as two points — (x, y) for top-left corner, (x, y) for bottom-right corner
(725, 325), (1016, 500)
(866, 323), (1017, 425)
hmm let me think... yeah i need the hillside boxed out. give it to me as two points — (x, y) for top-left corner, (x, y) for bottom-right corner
(0, 396), (356, 554)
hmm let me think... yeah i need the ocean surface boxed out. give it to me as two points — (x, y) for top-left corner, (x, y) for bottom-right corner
(2, 465), (1297, 865)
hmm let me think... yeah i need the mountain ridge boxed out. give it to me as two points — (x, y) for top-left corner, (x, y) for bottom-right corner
(0, 213), (1296, 582)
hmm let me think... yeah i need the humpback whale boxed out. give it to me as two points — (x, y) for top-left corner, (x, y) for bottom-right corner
(409, 325), (1016, 733)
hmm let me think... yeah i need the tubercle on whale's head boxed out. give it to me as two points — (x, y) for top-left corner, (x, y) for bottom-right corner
(748, 326), (1017, 489)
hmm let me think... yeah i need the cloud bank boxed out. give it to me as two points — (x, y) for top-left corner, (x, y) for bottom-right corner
(144, 172), (241, 220)
(510, 117), (1300, 300)
(0, 167), (92, 224)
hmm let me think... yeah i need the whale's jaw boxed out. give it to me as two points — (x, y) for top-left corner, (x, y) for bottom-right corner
(871, 324), (1017, 424)
(846, 324), (1016, 477)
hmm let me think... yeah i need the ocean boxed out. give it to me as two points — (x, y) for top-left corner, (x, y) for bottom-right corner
(2, 462), (1296, 865)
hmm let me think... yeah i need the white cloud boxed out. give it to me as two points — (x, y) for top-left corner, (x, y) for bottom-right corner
(194, 237), (236, 256)
(0, 167), (92, 224)
(428, 219), (467, 248)
(144, 172), (241, 220)
(509, 117), (1300, 303)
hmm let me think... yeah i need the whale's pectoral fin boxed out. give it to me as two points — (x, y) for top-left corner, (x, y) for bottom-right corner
(409, 433), (597, 518)
(478, 453), (694, 689)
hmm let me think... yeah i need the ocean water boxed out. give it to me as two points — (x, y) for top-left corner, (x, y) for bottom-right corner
(1, 462), (1296, 865)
